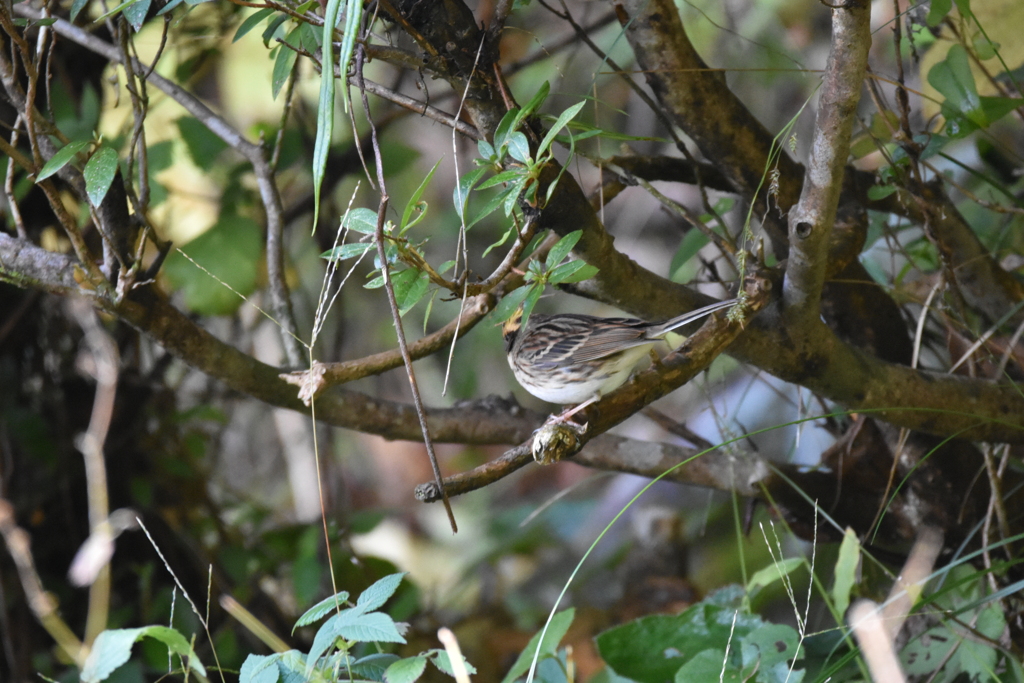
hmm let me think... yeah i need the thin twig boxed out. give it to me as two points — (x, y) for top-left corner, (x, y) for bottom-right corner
(13, 6), (305, 361)
(356, 46), (458, 532)
(67, 300), (119, 645)
(0, 499), (86, 666)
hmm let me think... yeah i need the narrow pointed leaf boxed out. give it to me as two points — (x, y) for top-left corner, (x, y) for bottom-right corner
(538, 101), (585, 156)
(401, 158), (443, 233)
(311, 0), (344, 229)
(546, 230), (582, 268)
(37, 140), (90, 181)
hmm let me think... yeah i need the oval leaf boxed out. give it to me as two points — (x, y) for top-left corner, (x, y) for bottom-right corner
(342, 207), (380, 234)
(383, 656), (427, 683)
(321, 242), (374, 261)
(83, 145), (119, 206)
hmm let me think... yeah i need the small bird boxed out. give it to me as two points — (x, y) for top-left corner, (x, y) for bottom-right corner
(502, 298), (736, 420)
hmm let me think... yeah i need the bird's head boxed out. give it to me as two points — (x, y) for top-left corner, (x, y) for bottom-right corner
(501, 306), (523, 351)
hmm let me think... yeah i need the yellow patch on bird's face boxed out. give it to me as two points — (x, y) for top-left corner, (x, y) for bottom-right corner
(502, 307), (523, 335)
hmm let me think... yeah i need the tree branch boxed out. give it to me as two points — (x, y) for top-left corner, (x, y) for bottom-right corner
(783, 0), (870, 320)
(614, 0), (801, 253)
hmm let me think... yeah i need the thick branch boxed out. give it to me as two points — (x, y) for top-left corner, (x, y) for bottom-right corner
(614, 0), (802, 252)
(783, 0), (870, 320)
(0, 232), (81, 294)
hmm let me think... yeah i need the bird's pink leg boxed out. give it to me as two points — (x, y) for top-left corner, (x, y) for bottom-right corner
(547, 395), (600, 426)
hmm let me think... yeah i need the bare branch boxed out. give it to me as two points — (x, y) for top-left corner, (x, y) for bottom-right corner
(784, 0), (870, 320)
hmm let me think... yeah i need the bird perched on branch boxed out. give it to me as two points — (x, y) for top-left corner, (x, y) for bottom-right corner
(502, 298), (736, 421)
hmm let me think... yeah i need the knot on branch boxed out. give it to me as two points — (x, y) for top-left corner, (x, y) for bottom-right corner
(531, 420), (587, 465)
(280, 362), (327, 406)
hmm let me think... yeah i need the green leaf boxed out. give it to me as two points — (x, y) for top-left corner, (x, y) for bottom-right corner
(832, 528), (860, 618)
(357, 572), (407, 611)
(70, 0), (90, 21)
(37, 139), (91, 181)
(396, 270), (430, 316)
(401, 158), (443, 233)
(352, 653), (400, 681)
(339, 610), (407, 644)
(926, 0), (952, 26)
(674, 650), (743, 683)
(239, 654), (282, 683)
(306, 612), (344, 675)
(123, 0), (152, 31)
(669, 229), (710, 281)
(492, 285), (533, 323)
(746, 557), (802, 594)
(928, 44), (985, 127)
(337, 0), (363, 113)
(551, 129), (601, 145)
(312, 0), (344, 229)
(272, 32), (299, 99)
(548, 259), (596, 284)
(141, 626), (207, 676)
(92, 0), (143, 25)
(234, 8), (274, 42)
(321, 242), (374, 261)
(867, 184), (897, 200)
(538, 101), (586, 157)
(740, 623), (801, 670)
(501, 608), (574, 683)
(81, 628), (144, 683)
(84, 145), (119, 207)
(519, 81), (551, 120)
(477, 139), (496, 161)
(162, 215), (262, 315)
(493, 108), (520, 153)
(298, 21), (322, 52)
(504, 177), (526, 215)
(979, 96), (1024, 125)
(546, 229), (582, 267)
(384, 656), (427, 683)
(274, 651), (307, 681)
(553, 263), (597, 284)
(261, 12), (289, 45)
(294, 591), (350, 630)
(454, 167), (488, 219)
(953, 0), (973, 19)
(306, 607), (405, 677)
(470, 186), (517, 231)
(81, 626), (206, 683)
(478, 169), (523, 190)
(506, 132), (531, 163)
(342, 207), (380, 234)
(427, 649), (478, 677)
(596, 601), (765, 683)
(973, 35), (999, 60)
(177, 116), (228, 171)
(482, 224), (516, 257)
